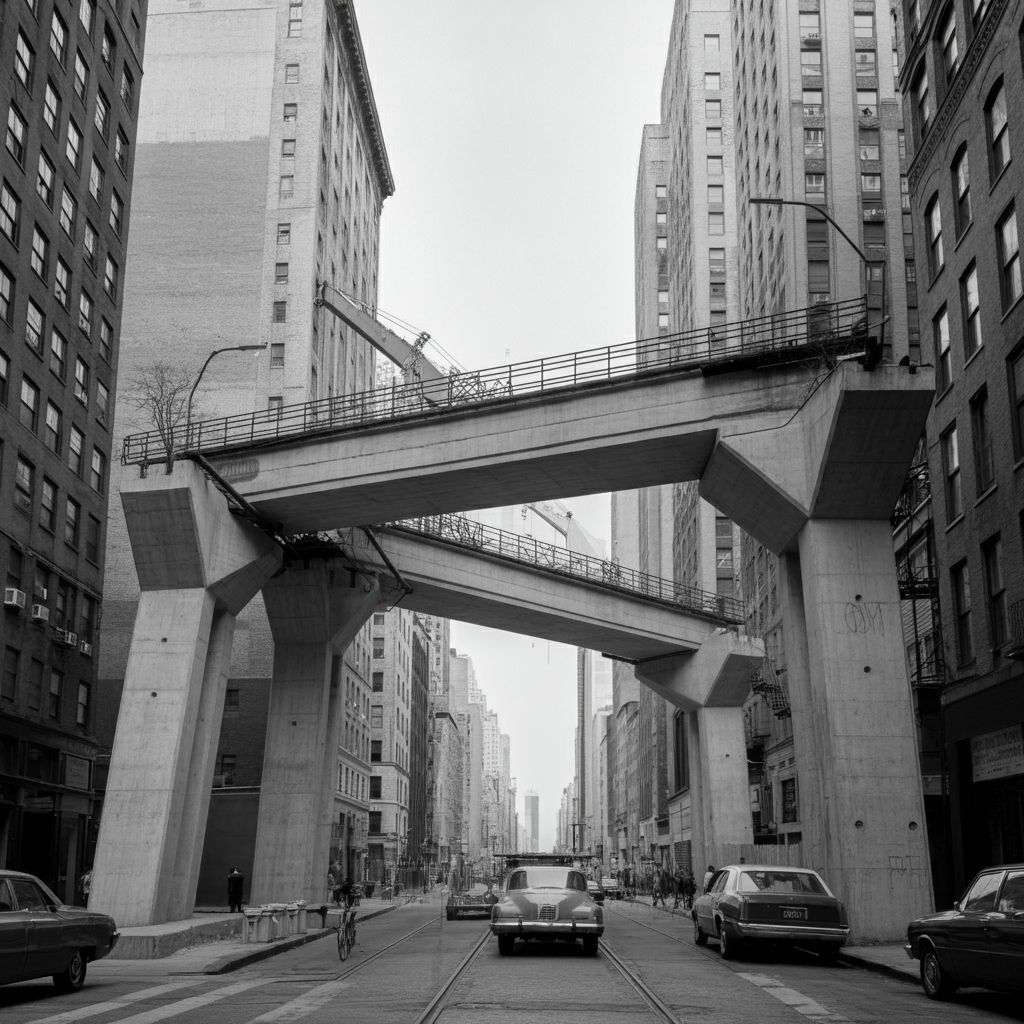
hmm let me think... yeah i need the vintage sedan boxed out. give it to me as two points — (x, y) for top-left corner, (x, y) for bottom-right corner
(446, 883), (498, 921)
(586, 880), (605, 904)
(600, 876), (622, 899)
(0, 870), (119, 991)
(905, 863), (1024, 999)
(490, 864), (604, 955)
(692, 864), (849, 961)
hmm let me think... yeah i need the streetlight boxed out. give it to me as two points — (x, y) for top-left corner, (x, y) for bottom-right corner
(749, 197), (885, 360)
(186, 344), (267, 438)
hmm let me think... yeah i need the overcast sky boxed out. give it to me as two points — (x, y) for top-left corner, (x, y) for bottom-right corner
(357, 1), (674, 849)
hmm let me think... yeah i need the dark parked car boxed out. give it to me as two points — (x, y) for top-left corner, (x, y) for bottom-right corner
(600, 876), (622, 899)
(692, 864), (849, 961)
(905, 863), (1024, 999)
(0, 870), (119, 991)
(586, 880), (605, 904)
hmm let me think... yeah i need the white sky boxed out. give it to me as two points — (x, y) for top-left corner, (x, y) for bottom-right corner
(357, 1), (674, 849)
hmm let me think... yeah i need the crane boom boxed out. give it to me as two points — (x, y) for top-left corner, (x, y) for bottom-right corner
(315, 283), (448, 384)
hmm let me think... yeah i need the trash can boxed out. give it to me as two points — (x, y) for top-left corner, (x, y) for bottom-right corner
(243, 908), (262, 943)
(295, 900), (307, 933)
(255, 908), (272, 942)
(285, 903), (298, 935)
(266, 903), (286, 940)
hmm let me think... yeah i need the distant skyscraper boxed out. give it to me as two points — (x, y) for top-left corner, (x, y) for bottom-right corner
(524, 791), (539, 852)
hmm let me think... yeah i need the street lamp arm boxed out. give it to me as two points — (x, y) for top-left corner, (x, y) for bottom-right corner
(749, 197), (871, 268)
(187, 344), (267, 430)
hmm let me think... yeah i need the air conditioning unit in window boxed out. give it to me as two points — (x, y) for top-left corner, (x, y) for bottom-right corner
(79, 640), (93, 657)
(31, 604), (50, 623)
(4, 588), (26, 610)
(54, 628), (78, 647)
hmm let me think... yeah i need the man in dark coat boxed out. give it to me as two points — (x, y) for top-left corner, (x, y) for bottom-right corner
(227, 867), (244, 912)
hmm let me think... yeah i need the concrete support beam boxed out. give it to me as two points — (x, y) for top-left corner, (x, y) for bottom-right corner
(251, 563), (381, 906)
(91, 463), (282, 926)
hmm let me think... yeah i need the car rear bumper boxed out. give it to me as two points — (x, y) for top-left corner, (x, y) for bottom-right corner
(729, 921), (850, 944)
(490, 919), (604, 938)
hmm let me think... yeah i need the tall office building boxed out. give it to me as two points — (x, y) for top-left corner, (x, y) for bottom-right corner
(96, 0), (393, 898)
(524, 790), (539, 853)
(1, 0), (147, 900)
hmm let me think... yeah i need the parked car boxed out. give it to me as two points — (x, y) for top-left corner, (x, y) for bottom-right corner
(586, 880), (605, 904)
(600, 876), (622, 899)
(0, 870), (119, 991)
(905, 863), (1024, 999)
(692, 864), (849, 961)
(490, 863), (604, 956)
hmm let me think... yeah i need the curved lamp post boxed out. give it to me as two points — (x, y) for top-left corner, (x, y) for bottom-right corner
(186, 344), (267, 440)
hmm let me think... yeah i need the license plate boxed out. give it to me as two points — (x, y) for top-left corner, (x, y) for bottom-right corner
(782, 907), (807, 920)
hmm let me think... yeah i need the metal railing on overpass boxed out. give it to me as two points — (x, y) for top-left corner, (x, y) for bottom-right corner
(376, 514), (745, 625)
(122, 296), (869, 466)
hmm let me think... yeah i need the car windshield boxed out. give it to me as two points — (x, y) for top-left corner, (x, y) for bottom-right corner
(737, 870), (827, 895)
(507, 868), (587, 891)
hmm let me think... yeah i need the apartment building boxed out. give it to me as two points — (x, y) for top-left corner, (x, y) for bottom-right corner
(899, 0), (1024, 898)
(524, 790), (539, 853)
(1, 0), (146, 901)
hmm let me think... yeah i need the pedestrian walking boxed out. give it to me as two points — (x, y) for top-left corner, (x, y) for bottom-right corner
(702, 864), (715, 892)
(227, 867), (244, 912)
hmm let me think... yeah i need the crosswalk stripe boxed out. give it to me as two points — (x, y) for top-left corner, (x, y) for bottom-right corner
(247, 979), (353, 1023)
(28, 980), (208, 1024)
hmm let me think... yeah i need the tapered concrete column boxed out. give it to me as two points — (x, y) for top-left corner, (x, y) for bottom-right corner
(635, 631), (762, 870)
(252, 562), (381, 906)
(91, 462), (283, 926)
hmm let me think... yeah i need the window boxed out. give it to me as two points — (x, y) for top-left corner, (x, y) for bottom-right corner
(50, 10), (68, 65)
(74, 51), (88, 100)
(971, 387), (994, 493)
(0, 266), (11, 325)
(705, 99), (721, 118)
(281, 138), (296, 158)
(942, 426), (962, 521)
(45, 83), (62, 138)
(805, 130), (826, 160)
(961, 263), (981, 358)
(705, 73), (721, 90)
(803, 90), (823, 115)
(31, 226), (49, 280)
(284, 103), (297, 122)
(2, 648), (19, 702)
(96, 379), (108, 421)
(861, 173), (881, 195)
(709, 248), (725, 273)
(69, 425), (84, 474)
(14, 456), (34, 512)
(101, 28), (115, 72)
(277, 222), (291, 245)
(706, 185), (722, 206)
(85, 514), (100, 561)
(6, 104), (27, 166)
(99, 318), (112, 361)
(1011, 348), (1024, 460)
(270, 343), (284, 367)
(285, 63), (299, 84)
(859, 129), (880, 161)
(708, 212), (725, 235)
(66, 119), (82, 170)
(805, 173), (825, 202)
(104, 255), (118, 301)
(934, 307), (951, 391)
(60, 188), (76, 238)
(74, 357), (89, 404)
(1, 183), (19, 245)
(20, 376), (39, 431)
(706, 127), (722, 147)
(855, 51), (876, 77)
(83, 221), (97, 269)
(926, 195), (943, 278)
(49, 670), (62, 720)
(65, 497), (80, 547)
(808, 260), (830, 302)
(287, 0), (302, 36)
(40, 478), (56, 530)
(120, 68), (134, 112)
(941, 9), (959, 78)
(914, 68), (930, 134)
(79, 290), (92, 335)
(37, 152), (55, 208)
(114, 130), (128, 173)
(997, 205), (1021, 309)
(15, 33), (34, 90)
(971, 0), (990, 27)
(707, 155), (723, 175)
(369, 776), (382, 798)
(807, 219), (828, 244)
(279, 175), (294, 198)
(80, 0), (95, 33)
(268, 396), (283, 416)
(272, 300), (287, 322)
(951, 560), (973, 663)
(89, 447), (105, 494)
(704, 33), (719, 50)
(857, 90), (878, 116)
(951, 147), (971, 235)
(76, 683), (89, 727)
(801, 50), (821, 76)
(94, 89), (109, 138)
(987, 81), (1009, 176)
(781, 778), (798, 822)
(26, 301), (44, 355)
(44, 400), (62, 452)
(89, 158), (104, 202)
(370, 740), (381, 763)
(800, 12), (820, 39)
(110, 190), (123, 235)
(854, 12), (874, 36)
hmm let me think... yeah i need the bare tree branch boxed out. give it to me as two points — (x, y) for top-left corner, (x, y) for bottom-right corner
(120, 361), (200, 471)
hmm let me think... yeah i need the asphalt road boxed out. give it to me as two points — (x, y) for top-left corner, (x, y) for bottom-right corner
(2, 898), (1021, 1024)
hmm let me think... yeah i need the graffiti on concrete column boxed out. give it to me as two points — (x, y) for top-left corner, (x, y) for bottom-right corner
(844, 601), (884, 635)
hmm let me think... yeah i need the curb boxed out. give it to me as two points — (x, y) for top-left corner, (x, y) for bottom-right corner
(203, 901), (404, 974)
(837, 951), (920, 985)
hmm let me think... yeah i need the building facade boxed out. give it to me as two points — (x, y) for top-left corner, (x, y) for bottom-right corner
(1, 0), (147, 902)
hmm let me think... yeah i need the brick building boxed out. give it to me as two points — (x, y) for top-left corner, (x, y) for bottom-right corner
(1, 0), (146, 901)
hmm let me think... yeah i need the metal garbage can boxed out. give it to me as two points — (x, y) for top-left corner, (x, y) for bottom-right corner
(295, 899), (307, 933)
(243, 908), (262, 943)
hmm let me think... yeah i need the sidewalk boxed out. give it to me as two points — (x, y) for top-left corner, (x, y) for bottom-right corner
(620, 895), (919, 984)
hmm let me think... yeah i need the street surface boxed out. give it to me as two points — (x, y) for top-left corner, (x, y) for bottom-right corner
(2, 896), (1021, 1024)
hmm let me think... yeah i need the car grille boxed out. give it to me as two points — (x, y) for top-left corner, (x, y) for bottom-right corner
(539, 904), (557, 921)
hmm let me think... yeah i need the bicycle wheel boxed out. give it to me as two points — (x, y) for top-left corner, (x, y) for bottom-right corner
(337, 921), (350, 961)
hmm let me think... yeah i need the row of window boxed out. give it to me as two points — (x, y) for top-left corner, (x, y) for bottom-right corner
(800, 88), (879, 118)
(5, 541), (99, 634)
(1, 645), (90, 727)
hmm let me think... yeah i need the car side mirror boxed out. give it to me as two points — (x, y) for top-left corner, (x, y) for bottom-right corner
(1013, 910), (1024, 920)
(952, 901), (960, 911)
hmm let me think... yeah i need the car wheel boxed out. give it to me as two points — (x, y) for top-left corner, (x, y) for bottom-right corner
(693, 917), (708, 946)
(920, 945), (956, 1000)
(53, 950), (87, 993)
(445, 909), (455, 921)
(497, 935), (515, 956)
(718, 922), (739, 960)
(582, 935), (598, 956)
(817, 943), (841, 965)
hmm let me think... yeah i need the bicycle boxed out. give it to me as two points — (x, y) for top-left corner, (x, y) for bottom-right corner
(337, 907), (357, 961)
